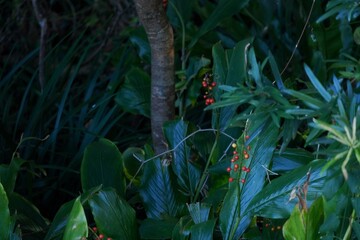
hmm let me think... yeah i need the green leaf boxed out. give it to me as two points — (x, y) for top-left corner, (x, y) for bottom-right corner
(283, 89), (324, 109)
(63, 197), (88, 240)
(304, 64), (332, 102)
(244, 160), (327, 219)
(139, 218), (178, 239)
(354, 27), (360, 45)
(188, 0), (250, 48)
(190, 219), (216, 240)
(283, 197), (325, 240)
(89, 189), (138, 239)
(81, 138), (125, 197)
(44, 200), (75, 240)
(220, 115), (279, 239)
(211, 39), (253, 129)
(45, 186), (102, 240)
(187, 202), (211, 224)
(122, 147), (144, 185)
(0, 182), (11, 240)
(272, 148), (313, 173)
(172, 216), (193, 240)
(8, 192), (48, 234)
(139, 155), (185, 219)
(115, 67), (150, 117)
(0, 157), (26, 194)
(163, 120), (201, 197)
(269, 52), (285, 91)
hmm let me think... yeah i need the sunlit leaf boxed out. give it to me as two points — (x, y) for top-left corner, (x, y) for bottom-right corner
(63, 197), (88, 240)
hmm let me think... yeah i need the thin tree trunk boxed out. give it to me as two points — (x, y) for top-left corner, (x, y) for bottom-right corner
(133, 0), (175, 154)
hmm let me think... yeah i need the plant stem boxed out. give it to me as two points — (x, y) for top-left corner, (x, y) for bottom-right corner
(343, 209), (355, 240)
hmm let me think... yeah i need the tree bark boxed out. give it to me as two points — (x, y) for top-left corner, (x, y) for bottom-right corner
(133, 0), (175, 154)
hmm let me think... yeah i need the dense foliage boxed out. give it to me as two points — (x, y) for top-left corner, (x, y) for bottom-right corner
(0, 0), (359, 239)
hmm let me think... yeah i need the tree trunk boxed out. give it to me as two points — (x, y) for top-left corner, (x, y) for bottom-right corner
(133, 0), (175, 154)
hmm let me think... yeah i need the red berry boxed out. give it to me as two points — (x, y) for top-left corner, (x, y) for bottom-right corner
(209, 98), (214, 104)
(211, 82), (217, 87)
(246, 167), (250, 172)
(241, 179), (245, 183)
(99, 234), (104, 239)
(247, 145), (251, 150)
(234, 155), (239, 160)
(245, 135), (250, 140)
(233, 151), (238, 155)
(231, 158), (236, 163)
(107, 238), (112, 240)
(243, 150), (247, 155)
(244, 153), (249, 159)
(229, 177), (234, 182)
(226, 167), (231, 172)
(242, 166), (247, 171)
(202, 81), (208, 87)
(92, 227), (97, 232)
(234, 164), (239, 169)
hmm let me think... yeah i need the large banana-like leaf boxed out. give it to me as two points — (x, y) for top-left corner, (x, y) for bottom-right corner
(163, 120), (201, 198)
(139, 155), (186, 219)
(89, 188), (138, 240)
(243, 160), (327, 219)
(81, 138), (125, 197)
(220, 115), (279, 239)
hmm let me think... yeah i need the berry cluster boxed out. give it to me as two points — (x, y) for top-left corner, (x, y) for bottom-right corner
(90, 226), (112, 240)
(227, 136), (251, 183)
(202, 73), (216, 105)
(256, 218), (283, 233)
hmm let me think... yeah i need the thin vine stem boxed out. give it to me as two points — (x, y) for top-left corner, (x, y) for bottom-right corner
(281, 0), (316, 75)
(126, 128), (236, 189)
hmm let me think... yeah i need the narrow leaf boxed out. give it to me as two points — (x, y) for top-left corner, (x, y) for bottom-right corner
(304, 64), (331, 102)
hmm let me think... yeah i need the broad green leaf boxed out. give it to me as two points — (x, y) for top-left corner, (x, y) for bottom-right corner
(89, 189), (138, 239)
(172, 216), (193, 240)
(45, 186), (102, 240)
(122, 147), (144, 185)
(0, 157), (26, 194)
(244, 160), (327, 219)
(81, 138), (125, 197)
(139, 218), (179, 239)
(188, 0), (250, 48)
(220, 115), (279, 239)
(0, 182), (11, 240)
(8, 192), (48, 233)
(304, 64), (332, 102)
(187, 202), (211, 224)
(190, 219), (216, 240)
(44, 200), (75, 240)
(283, 197), (325, 240)
(115, 67), (150, 117)
(63, 197), (88, 240)
(272, 148), (313, 173)
(163, 120), (201, 197)
(139, 155), (185, 219)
